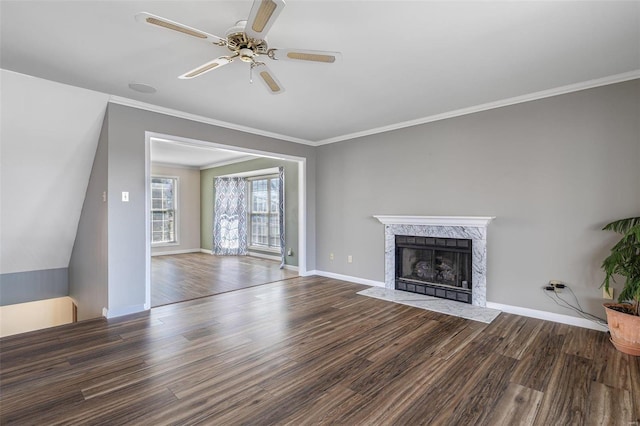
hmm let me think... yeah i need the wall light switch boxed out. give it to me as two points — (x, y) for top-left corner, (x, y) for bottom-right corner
(348, 255), (353, 263)
(122, 191), (129, 202)
(603, 287), (614, 300)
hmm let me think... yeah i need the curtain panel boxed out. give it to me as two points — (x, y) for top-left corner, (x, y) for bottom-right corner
(213, 177), (248, 256)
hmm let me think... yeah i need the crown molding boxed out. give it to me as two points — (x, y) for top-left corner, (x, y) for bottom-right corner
(108, 95), (315, 146)
(151, 161), (200, 170)
(316, 70), (640, 146)
(111, 70), (639, 147)
(199, 155), (261, 170)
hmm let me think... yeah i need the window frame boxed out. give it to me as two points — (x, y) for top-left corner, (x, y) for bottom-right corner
(247, 174), (281, 253)
(150, 176), (179, 246)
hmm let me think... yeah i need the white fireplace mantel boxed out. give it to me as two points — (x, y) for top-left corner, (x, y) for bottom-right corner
(374, 215), (495, 227)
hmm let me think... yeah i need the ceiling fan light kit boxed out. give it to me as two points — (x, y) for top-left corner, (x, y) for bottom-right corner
(135, 0), (340, 94)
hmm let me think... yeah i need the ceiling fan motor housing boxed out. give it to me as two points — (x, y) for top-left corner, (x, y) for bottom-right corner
(135, 0), (340, 94)
(226, 20), (269, 55)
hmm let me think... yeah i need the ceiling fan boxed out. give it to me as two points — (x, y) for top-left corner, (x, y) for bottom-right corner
(135, 0), (341, 94)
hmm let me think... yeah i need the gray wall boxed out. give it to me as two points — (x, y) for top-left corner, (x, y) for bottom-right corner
(201, 157), (299, 266)
(69, 112), (109, 320)
(316, 80), (640, 319)
(102, 103), (315, 317)
(151, 164), (201, 255)
(0, 268), (68, 306)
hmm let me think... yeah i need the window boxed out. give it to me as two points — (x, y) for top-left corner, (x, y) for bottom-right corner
(248, 175), (280, 250)
(151, 177), (177, 244)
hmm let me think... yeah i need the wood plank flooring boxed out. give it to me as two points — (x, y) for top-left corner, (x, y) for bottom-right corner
(152, 253), (297, 307)
(1, 277), (638, 425)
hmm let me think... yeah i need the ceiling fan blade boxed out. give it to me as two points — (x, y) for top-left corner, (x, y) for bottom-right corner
(245, 0), (286, 40)
(135, 12), (226, 45)
(179, 57), (233, 79)
(270, 48), (341, 64)
(255, 63), (285, 94)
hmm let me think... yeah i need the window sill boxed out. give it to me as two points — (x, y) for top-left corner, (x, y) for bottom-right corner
(152, 242), (180, 248)
(248, 246), (281, 254)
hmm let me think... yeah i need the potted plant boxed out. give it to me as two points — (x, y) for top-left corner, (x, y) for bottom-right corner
(601, 216), (640, 356)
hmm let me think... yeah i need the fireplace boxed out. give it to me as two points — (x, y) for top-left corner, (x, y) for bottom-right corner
(374, 215), (495, 307)
(395, 235), (472, 303)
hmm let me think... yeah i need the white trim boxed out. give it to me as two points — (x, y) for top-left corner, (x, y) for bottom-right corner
(151, 242), (180, 248)
(298, 160), (307, 275)
(144, 131), (308, 307)
(151, 162), (200, 170)
(306, 270), (386, 288)
(151, 248), (202, 257)
(144, 135), (151, 311)
(200, 156), (258, 170)
(110, 96), (315, 146)
(148, 134), (302, 162)
(303, 271), (608, 332)
(10, 70), (634, 149)
(485, 302), (608, 332)
(221, 167), (279, 178)
(316, 70), (640, 145)
(103, 304), (146, 319)
(373, 215), (495, 227)
(196, 249), (299, 271)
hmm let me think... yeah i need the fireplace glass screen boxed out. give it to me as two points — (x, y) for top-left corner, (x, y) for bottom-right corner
(395, 236), (472, 303)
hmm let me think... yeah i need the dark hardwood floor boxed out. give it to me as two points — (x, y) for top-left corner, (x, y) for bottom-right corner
(151, 253), (298, 307)
(1, 277), (638, 425)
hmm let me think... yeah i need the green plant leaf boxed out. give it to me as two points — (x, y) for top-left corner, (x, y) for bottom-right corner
(601, 216), (640, 316)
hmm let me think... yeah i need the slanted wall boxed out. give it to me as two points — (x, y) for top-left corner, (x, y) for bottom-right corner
(68, 110), (109, 320)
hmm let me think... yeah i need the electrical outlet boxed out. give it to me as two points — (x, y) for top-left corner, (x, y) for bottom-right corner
(348, 255), (353, 263)
(603, 287), (614, 300)
(549, 280), (562, 286)
(329, 253), (334, 261)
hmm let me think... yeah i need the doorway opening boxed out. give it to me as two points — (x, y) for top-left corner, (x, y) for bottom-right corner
(144, 132), (306, 308)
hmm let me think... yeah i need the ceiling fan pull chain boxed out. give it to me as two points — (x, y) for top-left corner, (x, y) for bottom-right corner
(249, 63), (254, 84)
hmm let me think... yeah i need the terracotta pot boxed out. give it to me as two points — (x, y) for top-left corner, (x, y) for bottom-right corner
(604, 303), (640, 356)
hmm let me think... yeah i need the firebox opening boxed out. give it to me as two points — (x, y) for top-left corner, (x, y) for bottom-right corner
(395, 236), (472, 304)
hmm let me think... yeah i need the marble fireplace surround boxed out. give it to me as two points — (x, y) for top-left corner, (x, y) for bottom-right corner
(373, 215), (495, 308)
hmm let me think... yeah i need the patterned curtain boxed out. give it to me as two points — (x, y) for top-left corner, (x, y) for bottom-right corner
(213, 177), (248, 256)
(278, 167), (285, 269)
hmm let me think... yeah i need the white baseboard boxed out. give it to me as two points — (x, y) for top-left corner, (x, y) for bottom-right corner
(103, 304), (146, 319)
(485, 302), (608, 332)
(199, 249), (298, 271)
(304, 271), (608, 332)
(305, 270), (385, 287)
(151, 248), (201, 257)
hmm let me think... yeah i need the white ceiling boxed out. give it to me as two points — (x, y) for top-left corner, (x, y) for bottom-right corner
(151, 138), (261, 168)
(1, 70), (109, 274)
(1, 1), (638, 144)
